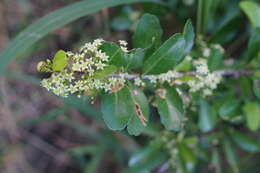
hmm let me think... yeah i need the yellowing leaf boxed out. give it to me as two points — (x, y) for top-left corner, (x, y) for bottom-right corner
(52, 50), (68, 71)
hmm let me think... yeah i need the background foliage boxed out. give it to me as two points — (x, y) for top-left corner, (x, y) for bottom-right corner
(0, 0), (259, 173)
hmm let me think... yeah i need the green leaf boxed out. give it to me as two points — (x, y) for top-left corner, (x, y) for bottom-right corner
(178, 143), (196, 165)
(143, 33), (186, 74)
(133, 13), (163, 49)
(198, 99), (217, 132)
(155, 87), (184, 131)
(253, 79), (260, 99)
(0, 0), (155, 73)
(208, 48), (223, 71)
(174, 58), (192, 72)
(247, 28), (260, 63)
(126, 141), (167, 173)
(230, 129), (260, 152)
(52, 50), (68, 71)
(126, 48), (145, 70)
(100, 42), (127, 67)
(219, 99), (240, 120)
(240, 1), (260, 28)
(239, 76), (253, 98)
(223, 139), (239, 173)
(243, 102), (260, 131)
(101, 87), (133, 130)
(93, 65), (117, 79)
(183, 19), (195, 55)
(127, 86), (150, 136)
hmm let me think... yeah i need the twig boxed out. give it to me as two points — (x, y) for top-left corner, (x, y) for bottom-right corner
(110, 69), (253, 80)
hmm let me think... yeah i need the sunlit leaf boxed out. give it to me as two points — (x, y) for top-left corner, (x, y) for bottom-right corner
(52, 50), (68, 71)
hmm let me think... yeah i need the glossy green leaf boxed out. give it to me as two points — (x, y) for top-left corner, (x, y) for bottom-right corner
(143, 34), (186, 74)
(243, 102), (260, 131)
(126, 48), (145, 70)
(126, 141), (167, 173)
(155, 87), (184, 131)
(0, 0), (155, 73)
(240, 1), (260, 28)
(52, 50), (68, 71)
(230, 129), (260, 152)
(101, 87), (133, 130)
(127, 87), (150, 136)
(100, 42), (127, 67)
(133, 13), (163, 49)
(183, 19), (195, 55)
(219, 99), (240, 120)
(93, 65), (117, 79)
(247, 28), (260, 63)
(223, 139), (239, 173)
(198, 99), (217, 132)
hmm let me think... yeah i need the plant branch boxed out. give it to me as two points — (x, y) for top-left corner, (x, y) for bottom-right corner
(111, 69), (254, 80)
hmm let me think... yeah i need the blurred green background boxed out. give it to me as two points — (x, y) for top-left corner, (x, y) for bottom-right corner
(0, 0), (259, 173)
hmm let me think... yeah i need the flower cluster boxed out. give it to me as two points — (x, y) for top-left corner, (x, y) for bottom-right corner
(188, 58), (222, 96)
(40, 39), (127, 97)
(128, 56), (221, 97)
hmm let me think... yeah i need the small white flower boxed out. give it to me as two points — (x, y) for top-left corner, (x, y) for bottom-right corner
(202, 48), (211, 57)
(203, 88), (213, 96)
(96, 61), (106, 70)
(148, 75), (157, 83)
(119, 40), (128, 46)
(185, 55), (192, 61)
(134, 78), (145, 87)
